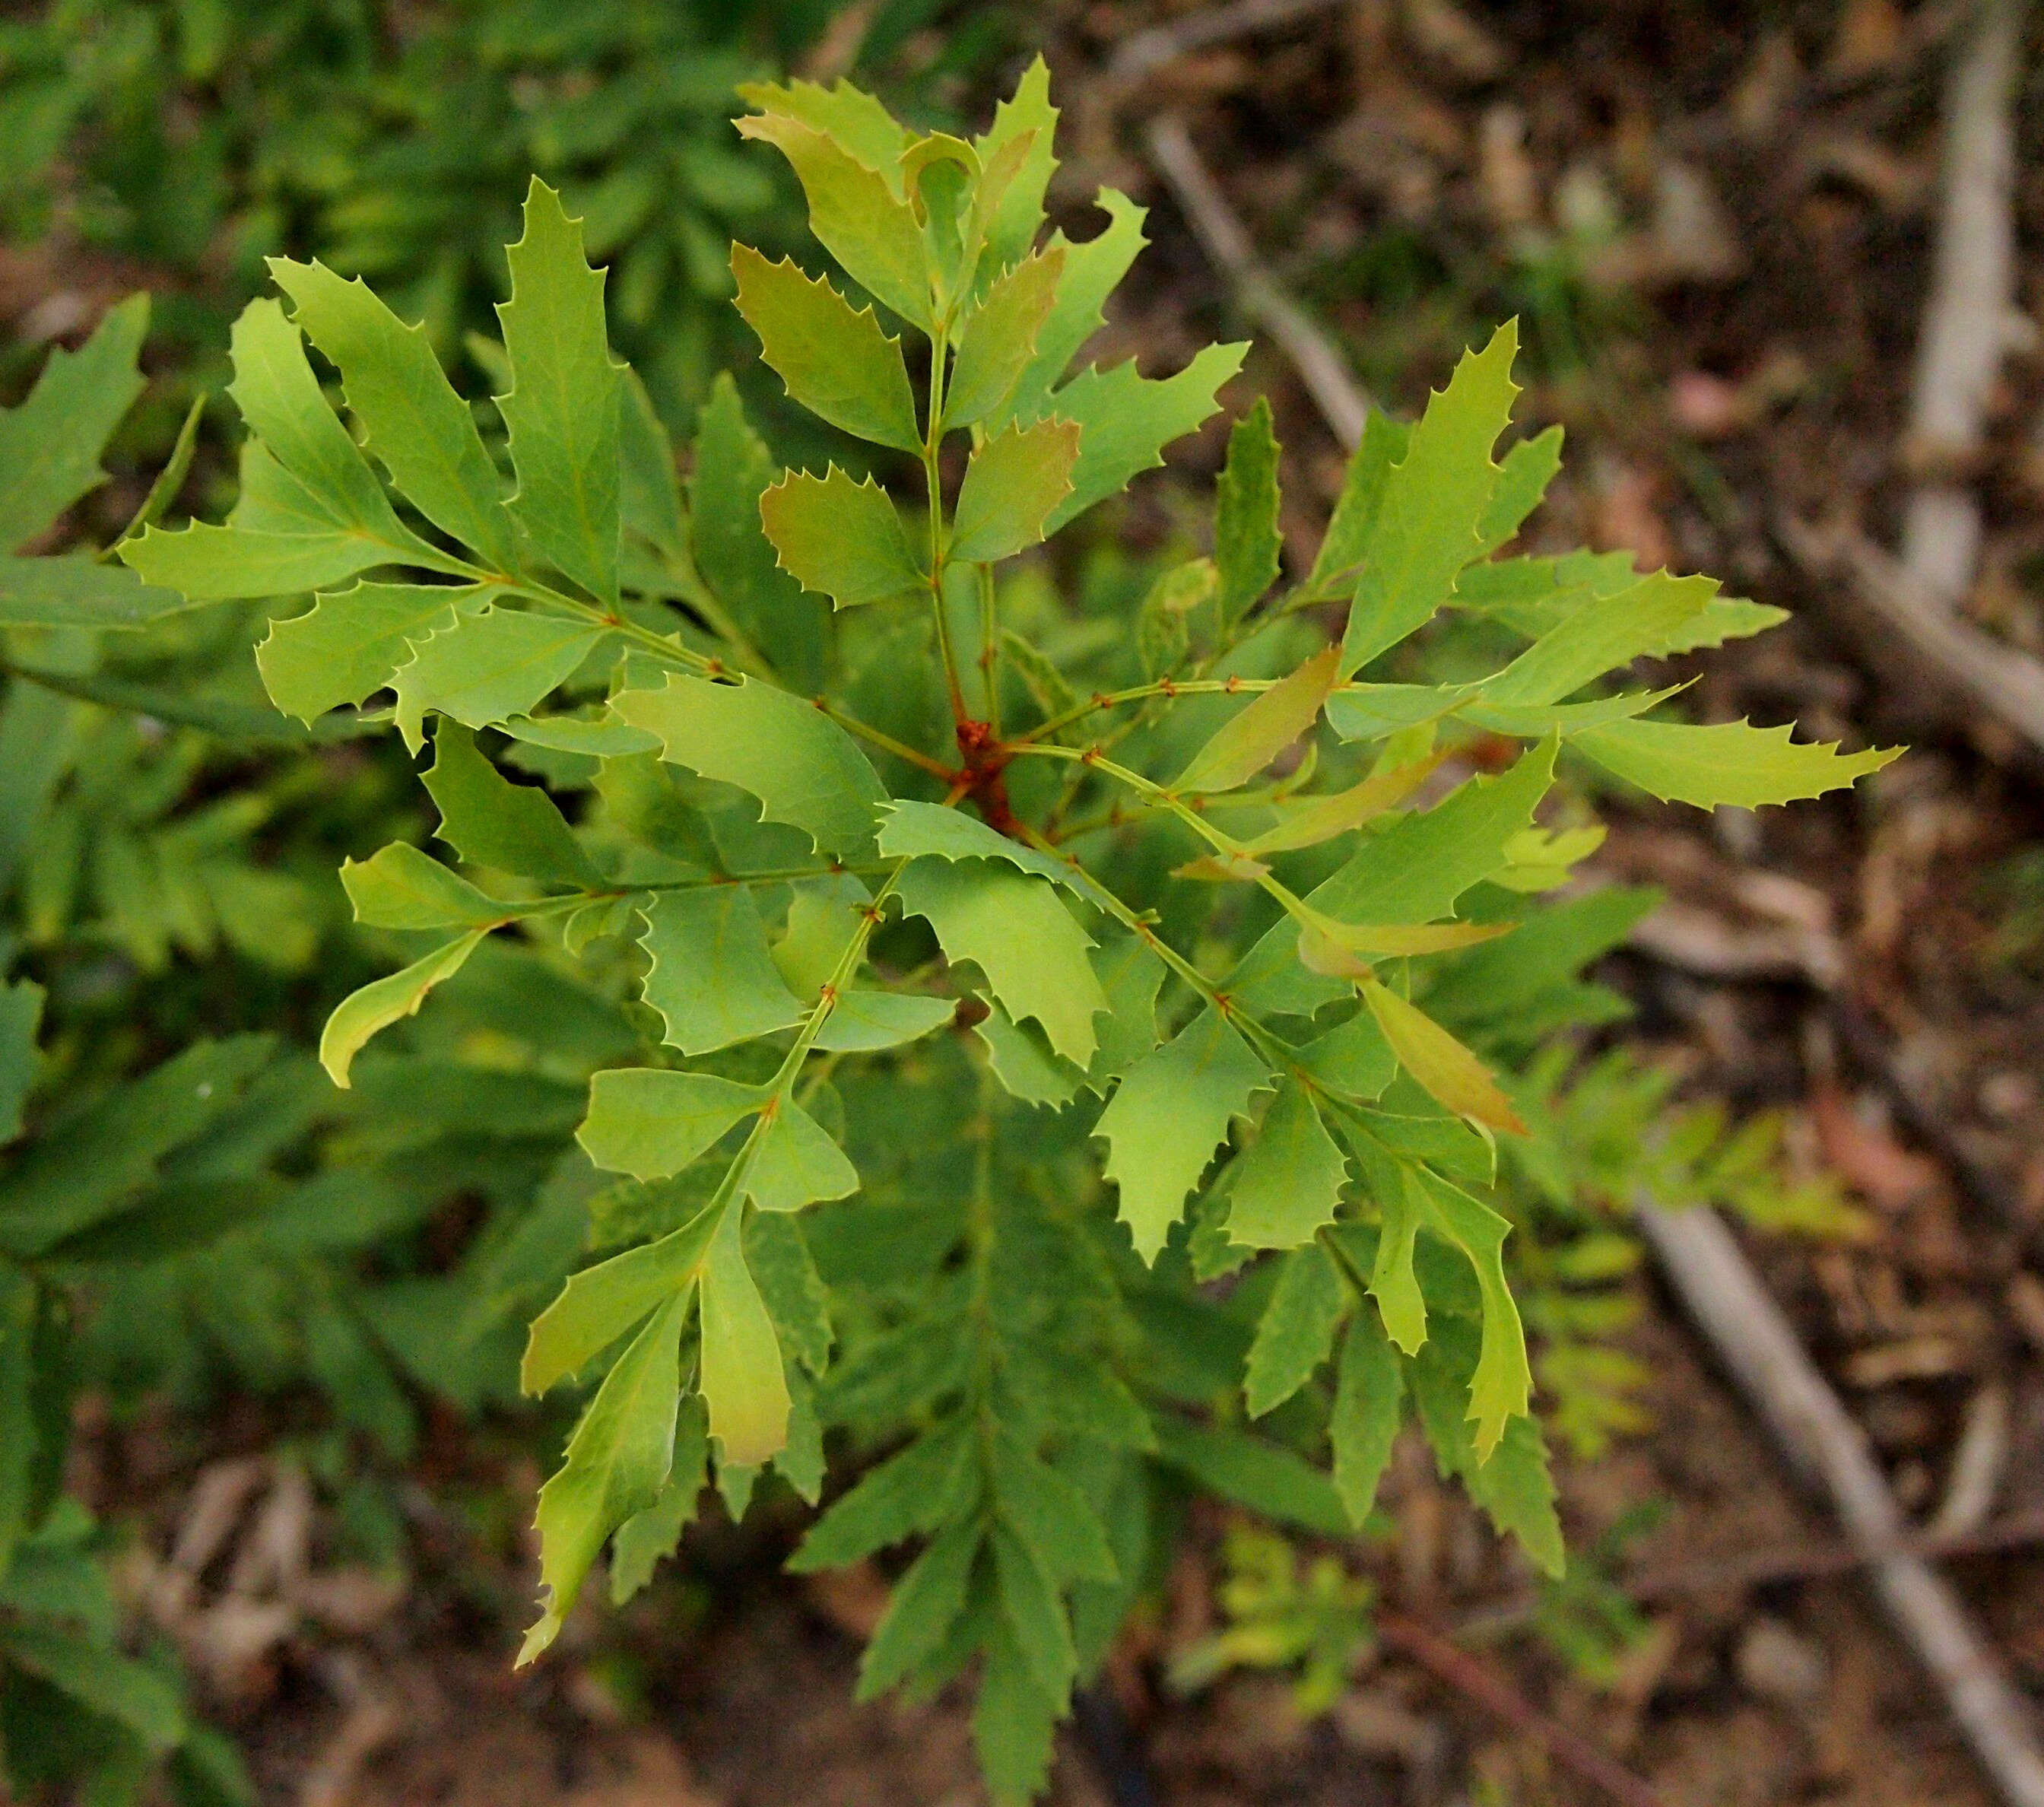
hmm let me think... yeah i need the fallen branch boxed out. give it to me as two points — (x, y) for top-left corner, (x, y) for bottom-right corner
(1776, 511), (2044, 757)
(1146, 115), (1376, 449)
(1376, 1612), (1665, 1807)
(1636, 1201), (2044, 1807)
(1106, 0), (1348, 82)
(1903, 0), (2030, 608)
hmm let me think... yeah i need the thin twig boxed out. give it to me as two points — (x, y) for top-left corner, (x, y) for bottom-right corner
(1903, 0), (2030, 608)
(1376, 1612), (1665, 1807)
(1146, 115), (1376, 449)
(1106, 0), (1348, 82)
(1637, 1201), (2044, 1807)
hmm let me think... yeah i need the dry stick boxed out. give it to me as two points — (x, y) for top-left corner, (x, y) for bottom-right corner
(1903, 0), (2030, 608)
(1636, 1201), (2044, 1807)
(1146, 115), (1376, 449)
(1106, 0), (1350, 81)
(1376, 1613), (1665, 1807)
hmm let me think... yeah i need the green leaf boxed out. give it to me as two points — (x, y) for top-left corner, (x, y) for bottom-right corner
(974, 999), (1083, 1107)
(1308, 408), (1408, 591)
(991, 1433), (1117, 1585)
(1331, 1310), (1402, 1526)
(746, 1099), (860, 1212)
(0, 979), (43, 1145)
(875, 801), (1097, 900)
(1573, 716), (1902, 809)
(610, 1396), (709, 1605)
(734, 78), (915, 184)
(1243, 1241), (1347, 1416)
(1149, 1418), (1349, 1535)
(1094, 1006), (1274, 1262)
(268, 256), (519, 572)
(618, 368), (687, 557)
(339, 841), (505, 930)
(1341, 322), (1519, 673)
(0, 554), (197, 630)
(320, 929), (487, 1086)
(392, 605), (606, 752)
(995, 189), (1148, 432)
(976, 1620), (1064, 1807)
(744, 1210), (833, 1374)
(1354, 1160), (1428, 1354)
(1474, 424), (1563, 555)
(950, 419), (1079, 564)
(947, 249), (1065, 432)
(735, 113), (931, 329)
(497, 179), (624, 607)
(639, 888), (805, 1054)
(1410, 1167), (1531, 1459)
(612, 674), (889, 860)
(688, 375), (824, 692)
(424, 719), (604, 888)
(813, 989), (957, 1053)
(122, 519), (402, 602)
(1214, 397), (1282, 624)
(973, 56), (1059, 277)
(1173, 646), (1339, 795)
(500, 712), (660, 757)
(895, 858), (1106, 1067)
(257, 581), (474, 722)
(732, 246), (920, 452)
(789, 1420), (976, 1570)
(519, 1288), (690, 1663)
(992, 1521), (1077, 1699)
(1226, 1081), (1348, 1249)
(0, 293), (148, 551)
(577, 1069), (761, 1182)
(0, 1274), (36, 1570)
(759, 465), (923, 609)
(858, 1517), (982, 1699)
(522, 1205), (719, 1393)
(2, 1621), (186, 1753)
(1363, 980), (1524, 1135)
(1028, 342), (1247, 532)
(1483, 570), (1716, 707)
(699, 1202), (791, 1466)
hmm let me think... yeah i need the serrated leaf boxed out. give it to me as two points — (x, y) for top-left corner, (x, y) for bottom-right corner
(577, 1069), (761, 1181)
(1363, 980), (1523, 1135)
(1573, 716), (1901, 808)
(612, 673), (889, 859)
(1243, 1241), (1347, 1415)
(1484, 570), (1716, 707)
(1410, 1167), (1530, 1458)
(994, 189), (1147, 433)
(0, 293), (148, 551)
(950, 419), (1079, 564)
(1350, 1156), (1427, 1354)
(735, 77), (915, 184)
(746, 1099), (860, 1212)
(896, 858), (1106, 1067)
(392, 605), (605, 752)
(700, 1202), (791, 1466)
(0, 554), (196, 630)
(1149, 1418), (1349, 1535)
(424, 719), (604, 888)
(320, 929), (487, 1086)
(1307, 408), (1409, 591)
(876, 800), (1097, 900)
(1341, 322), (1519, 673)
(946, 247), (1065, 429)
(976, 1619), (1064, 1807)
(519, 1288), (689, 1663)
(974, 999), (1083, 1107)
(735, 113), (931, 329)
(1227, 1081), (1348, 1249)
(522, 1205), (719, 1394)
(639, 888), (805, 1054)
(268, 256), (519, 572)
(500, 711), (660, 757)
(732, 246), (921, 452)
(1235, 755), (1443, 856)
(340, 842), (505, 929)
(1214, 397), (1282, 624)
(689, 375), (824, 692)
(858, 1517), (982, 1699)
(790, 1419), (976, 1571)
(610, 1396), (709, 1605)
(992, 1434), (1117, 1584)
(744, 1210), (833, 1374)
(1094, 1006), (1274, 1262)
(257, 581), (475, 721)
(759, 465), (923, 609)
(497, 179), (623, 607)
(1474, 424), (1563, 555)
(973, 56), (1058, 278)
(992, 1521), (1077, 1699)
(813, 990), (957, 1053)
(1331, 1310), (1402, 1526)
(1173, 646), (1338, 795)
(1028, 342), (1246, 532)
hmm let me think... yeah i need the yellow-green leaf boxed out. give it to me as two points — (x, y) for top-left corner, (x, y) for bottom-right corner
(950, 419), (1079, 564)
(1573, 716), (1902, 809)
(1362, 980), (1523, 1135)
(319, 929), (487, 1086)
(760, 465), (924, 609)
(699, 1202), (791, 1465)
(1173, 646), (1338, 795)
(576, 1069), (762, 1181)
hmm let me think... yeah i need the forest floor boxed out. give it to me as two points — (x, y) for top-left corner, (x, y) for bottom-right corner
(40, 2), (2044, 1802)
